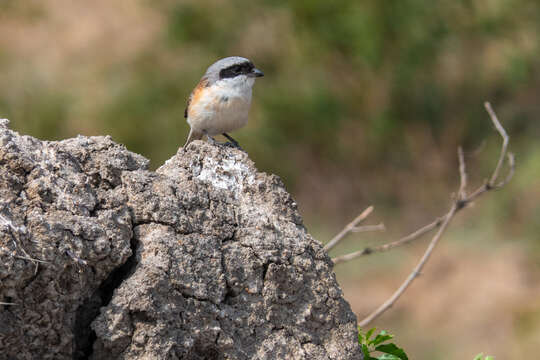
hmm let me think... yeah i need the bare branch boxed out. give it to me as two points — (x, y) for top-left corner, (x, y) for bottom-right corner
(359, 136), (475, 326)
(484, 101), (509, 187)
(332, 216), (445, 264)
(324, 206), (374, 252)
(338, 103), (515, 326)
(460, 102), (514, 202)
(334, 103), (514, 265)
(350, 223), (385, 233)
(358, 205), (457, 327)
(457, 146), (467, 201)
(501, 152), (516, 187)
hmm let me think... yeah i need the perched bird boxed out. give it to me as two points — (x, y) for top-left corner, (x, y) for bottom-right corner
(183, 56), (264, 148)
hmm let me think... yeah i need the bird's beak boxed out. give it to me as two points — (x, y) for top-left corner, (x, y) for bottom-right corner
(250, 68), (264, 78)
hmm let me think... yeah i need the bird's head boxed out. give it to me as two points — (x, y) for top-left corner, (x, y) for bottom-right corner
(204, 56), (264, 89)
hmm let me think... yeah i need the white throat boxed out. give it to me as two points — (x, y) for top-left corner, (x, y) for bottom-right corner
(215, 75), (255, 98)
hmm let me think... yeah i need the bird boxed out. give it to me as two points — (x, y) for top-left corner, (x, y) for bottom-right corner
(183, 56), (264, 149)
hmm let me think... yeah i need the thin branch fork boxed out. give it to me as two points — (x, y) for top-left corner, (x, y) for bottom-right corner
(333, 147), (466, 264)
(324, 206), (378, 252)
(331, 102), (514, 265)
(330, 102), (514, 327)
(485, 102), (509, 187)
(358, 145), (469, 327)
(332, 215), (445, 264)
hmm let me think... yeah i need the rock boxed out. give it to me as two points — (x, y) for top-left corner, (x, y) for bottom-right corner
(0, 119), (362, 359)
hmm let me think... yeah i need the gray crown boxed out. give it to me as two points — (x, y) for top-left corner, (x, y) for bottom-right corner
(206, 57), (251, 75)
(203, 56), (253, 84)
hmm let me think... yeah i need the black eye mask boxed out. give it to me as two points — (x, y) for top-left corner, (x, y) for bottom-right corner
(219, 62), (254, 79)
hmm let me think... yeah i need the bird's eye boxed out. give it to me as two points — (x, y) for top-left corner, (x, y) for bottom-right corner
(219, 64), (248, 79)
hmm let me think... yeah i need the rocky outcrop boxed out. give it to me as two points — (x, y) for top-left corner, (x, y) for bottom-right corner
(0, 119), (361, 359)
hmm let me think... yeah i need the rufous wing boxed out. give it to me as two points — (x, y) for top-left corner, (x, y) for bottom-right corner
(184, 77), (209, 146)
(184, 77), (209, 119)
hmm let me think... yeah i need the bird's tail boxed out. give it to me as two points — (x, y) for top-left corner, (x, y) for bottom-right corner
(183, 128), (203, 148)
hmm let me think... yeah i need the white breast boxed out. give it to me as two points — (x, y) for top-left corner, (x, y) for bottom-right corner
(188, 76), (255, 136)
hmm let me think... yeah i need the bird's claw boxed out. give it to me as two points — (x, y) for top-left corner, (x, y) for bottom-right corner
(205, 133), (244, 151)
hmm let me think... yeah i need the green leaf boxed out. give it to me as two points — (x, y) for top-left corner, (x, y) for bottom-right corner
(375, 343), (409, 360)
(378, 354), (402, 360)
(365, 327), (376, 341)
(473, 353), (494, 360)
(361, 344), (371, 357)
(372, 332), (394, 346)
(358, 331), (364, 344)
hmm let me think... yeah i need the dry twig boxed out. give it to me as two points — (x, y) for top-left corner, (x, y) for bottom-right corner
(457, 146), (467, 200)
(332, 216), (446, 264)
(0, 302), (18, 306)
(329, 102), (514, 326)
(14, 255), (49, 264)
(324, 206), (377, 252)
(350, 223), (385, 233)
(358, 205), (457, 327)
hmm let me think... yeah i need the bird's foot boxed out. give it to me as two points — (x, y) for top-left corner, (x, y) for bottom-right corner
(205, 133), (244, 151)
(222, 133), (243, 151)
(206, 135), (219, 146)
(206, 135), (229, 147)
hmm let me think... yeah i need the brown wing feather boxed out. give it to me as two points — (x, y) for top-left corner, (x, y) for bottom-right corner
(184, 77), (209, 119)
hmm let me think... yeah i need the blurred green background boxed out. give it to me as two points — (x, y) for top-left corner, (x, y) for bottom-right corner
(1, 0), (539, 358)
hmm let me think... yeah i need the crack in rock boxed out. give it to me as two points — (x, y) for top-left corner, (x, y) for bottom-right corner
(73, 237), (139, 360)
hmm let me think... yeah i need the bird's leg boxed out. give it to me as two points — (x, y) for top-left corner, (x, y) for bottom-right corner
(222, 133), (242, 149)
(204, 131), (219, 146)
(204, 131), (244, 151)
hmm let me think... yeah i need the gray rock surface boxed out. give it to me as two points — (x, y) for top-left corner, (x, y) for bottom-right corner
(0, 119), (361, 359)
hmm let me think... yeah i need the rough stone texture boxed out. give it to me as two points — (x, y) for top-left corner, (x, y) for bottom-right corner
(0, 119), (361, 359)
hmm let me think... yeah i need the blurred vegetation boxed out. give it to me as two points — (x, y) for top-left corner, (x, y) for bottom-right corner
(1, 1), (539, 359)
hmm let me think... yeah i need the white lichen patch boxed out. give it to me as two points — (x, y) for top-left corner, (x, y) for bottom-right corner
(196, 154), (255, 194)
